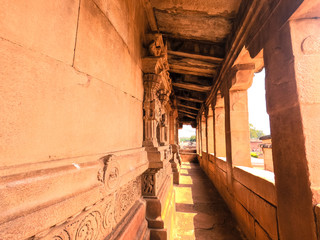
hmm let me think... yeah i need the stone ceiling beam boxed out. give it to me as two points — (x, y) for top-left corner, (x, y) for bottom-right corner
(172, 82), (211, 92)
(177, 103), (200, 111)
(170, 65), (214, 78)
(179, 113), (196, 119)
(142, 0), (158, 32)
(178, 109), (198, 116)
(204, 0), (269, 107)
(168, 57), (219, 71)
(168, 50), (223, 64)
(176, 96), (204, 103)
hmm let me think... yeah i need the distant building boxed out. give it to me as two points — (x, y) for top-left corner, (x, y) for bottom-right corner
(260, 135), (273, 172)
(250, 139), (262, 152)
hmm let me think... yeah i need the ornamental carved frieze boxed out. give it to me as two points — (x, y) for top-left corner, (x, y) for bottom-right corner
(33, 177), (142, 240)
(97, 155), (120, 192)
(115, 178), (141, 222)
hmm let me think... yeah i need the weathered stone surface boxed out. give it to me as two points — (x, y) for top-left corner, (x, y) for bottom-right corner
(264, 18), (319, 240)
(155, 9), (233, 42)
(233, 200), (255, 240)
(0, 38), (143, 167)
(233, 180), (278, 239)
(93, 0), (147, 62)
(233, 167), (276, 205)
(255, 221), (272, 240)
(174, 162), (244, 240)
(150, 0), (241, 17)
(74, 0), (144, 101)
(0, 148), (147, 239)
(0, 0), (79, 64)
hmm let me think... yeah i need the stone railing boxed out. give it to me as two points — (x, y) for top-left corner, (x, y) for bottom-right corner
(199, 152), (278, 239)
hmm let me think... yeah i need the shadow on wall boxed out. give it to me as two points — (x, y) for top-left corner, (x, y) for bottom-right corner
(174, 162), (245, 239)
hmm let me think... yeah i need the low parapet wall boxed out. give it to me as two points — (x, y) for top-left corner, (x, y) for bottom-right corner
(199, 152), (278, 240)
(179, 149), (197, 163)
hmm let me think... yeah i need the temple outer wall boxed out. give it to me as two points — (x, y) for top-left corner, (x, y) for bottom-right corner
(0, 0), (150, 239)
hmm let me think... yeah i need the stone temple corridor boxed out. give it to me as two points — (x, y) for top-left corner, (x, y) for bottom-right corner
(1, 0), (320, 239)
(174, 162), (243, 240)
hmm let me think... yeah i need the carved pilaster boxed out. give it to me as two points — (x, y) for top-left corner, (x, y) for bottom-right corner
(170, 144), (181, 184)
(143, 74), (162, 147)
(142, 33), (176, 240)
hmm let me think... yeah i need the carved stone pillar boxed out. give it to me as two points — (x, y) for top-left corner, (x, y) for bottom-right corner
(143, 74), (161, 147)
(214, 93), (226, 158)
(207, 107), (214, 154)
(224, 65), (254, 168)
(201, 113), (207, 153)
(141, 33), (176, 240)
(223, 66), (254, 189)
(263, 17), (320, 240)
(168, 107), (180, 184)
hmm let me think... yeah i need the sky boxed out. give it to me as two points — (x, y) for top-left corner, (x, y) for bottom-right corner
(247, 69), (270, 135)
(178, 68), (270, 139)
(179, 125), (196, 138)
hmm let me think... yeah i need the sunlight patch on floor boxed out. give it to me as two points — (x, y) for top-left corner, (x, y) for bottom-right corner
(180, 175), (193, 184)
(180, 169), (189, 174)
(174, 212), (196, 240)
(175, 187), (194, 204)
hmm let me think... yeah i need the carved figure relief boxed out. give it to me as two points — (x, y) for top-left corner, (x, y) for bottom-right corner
(149, 40), (162, 56)
(143, 174), (154, 195)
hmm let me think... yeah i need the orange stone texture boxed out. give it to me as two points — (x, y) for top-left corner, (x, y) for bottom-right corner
(0, 0), (320, 240)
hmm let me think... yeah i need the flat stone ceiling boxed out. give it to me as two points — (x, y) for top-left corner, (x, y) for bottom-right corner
(151, 0), (241, 42)
(148, 0), (243, 125)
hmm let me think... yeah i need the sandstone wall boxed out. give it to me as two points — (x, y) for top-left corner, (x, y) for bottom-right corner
(199, 153), (278, 240)
(0, 0), (149, 239)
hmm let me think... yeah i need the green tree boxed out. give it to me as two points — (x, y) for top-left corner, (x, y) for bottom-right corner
(190, 135), (196, 142)
(249, 124), (265, 139)
(179, 135), (196, 142)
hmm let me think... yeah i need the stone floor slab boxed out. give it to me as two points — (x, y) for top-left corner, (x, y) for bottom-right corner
(173, 162), (245, 240)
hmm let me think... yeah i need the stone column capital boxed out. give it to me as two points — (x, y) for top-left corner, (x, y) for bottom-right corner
(229, 64), (255, 91)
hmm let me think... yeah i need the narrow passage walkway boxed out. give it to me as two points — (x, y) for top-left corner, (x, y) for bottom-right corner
(174, 162), (244, 240)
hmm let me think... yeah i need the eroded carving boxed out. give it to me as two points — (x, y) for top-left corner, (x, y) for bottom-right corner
(147, 34), (164, 57)
(142, 169), (158, 196)
(143, 174), (154, 194)
(53, 230), (71, 240)
(97, 155), (120, 191)
(75, 211), (100, 240)
(33, 176), (141, 240)
(301, 36), (320, 55)
(116, 178), (141, 221)
(102, 196), (116, 232)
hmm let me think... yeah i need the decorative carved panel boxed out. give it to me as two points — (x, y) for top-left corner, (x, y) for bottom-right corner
(33, 177), (141, 240)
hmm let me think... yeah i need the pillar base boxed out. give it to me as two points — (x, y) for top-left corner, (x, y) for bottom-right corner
(143, 160), (176, 240)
